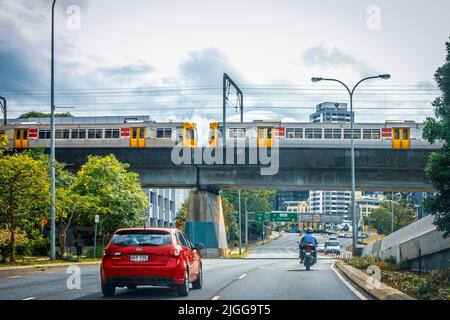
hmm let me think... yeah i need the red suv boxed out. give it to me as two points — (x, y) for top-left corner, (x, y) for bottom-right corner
(100, 228), (204, 297)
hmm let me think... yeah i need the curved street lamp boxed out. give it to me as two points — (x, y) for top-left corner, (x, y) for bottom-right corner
(311, 74), (391, 256)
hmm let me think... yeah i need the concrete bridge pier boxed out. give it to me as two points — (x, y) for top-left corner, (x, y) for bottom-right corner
(186, 189), (228, 258)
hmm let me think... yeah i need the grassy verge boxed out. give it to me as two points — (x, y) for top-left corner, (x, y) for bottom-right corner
(344, 256), (450, 300)
(0, 255), (101, 268)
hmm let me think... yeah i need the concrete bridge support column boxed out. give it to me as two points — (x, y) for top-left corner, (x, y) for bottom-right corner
(186, 189), (228, 257)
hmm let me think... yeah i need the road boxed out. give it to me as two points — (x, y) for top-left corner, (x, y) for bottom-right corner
(0, 233), (366, 300)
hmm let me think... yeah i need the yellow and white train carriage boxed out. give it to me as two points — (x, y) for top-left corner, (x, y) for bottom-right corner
(208, 120), (439, 150)
(0, 116), (198, 149)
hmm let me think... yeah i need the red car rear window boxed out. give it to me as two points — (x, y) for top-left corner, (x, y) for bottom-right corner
(112, 230), (172, 247)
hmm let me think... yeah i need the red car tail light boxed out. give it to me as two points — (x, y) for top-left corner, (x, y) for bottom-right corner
(171, 245), (182, 257)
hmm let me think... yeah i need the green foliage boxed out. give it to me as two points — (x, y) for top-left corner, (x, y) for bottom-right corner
(176, 200), (188, 231)
(18, 111), (73, 118)
(0, 133), (8, 157)
(30, 237), (50, 256)
(0, 154), (50, 261)
(423, 40), (450, 238)
(221, 189), (276, 241)
(369, 196), (417, 235)
(71, 155), (149, 239)
(85, 246), (104, 258)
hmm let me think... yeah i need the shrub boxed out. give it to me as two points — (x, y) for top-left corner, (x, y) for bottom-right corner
(345, 256), (380, 270)
(0, 227), (30, 258)
(30, 237), (50, 256)
(85, 246), (104, 258)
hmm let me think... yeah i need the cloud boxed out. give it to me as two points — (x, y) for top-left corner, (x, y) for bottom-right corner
(297, 43), (378, 76)
(100, 61), (156, 79)
(178, 48), (245, 86)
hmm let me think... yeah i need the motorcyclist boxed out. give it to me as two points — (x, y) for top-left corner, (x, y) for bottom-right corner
(298, 228), (318, 263)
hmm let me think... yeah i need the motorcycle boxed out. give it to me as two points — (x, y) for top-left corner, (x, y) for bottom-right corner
(300, 244), (316, 271)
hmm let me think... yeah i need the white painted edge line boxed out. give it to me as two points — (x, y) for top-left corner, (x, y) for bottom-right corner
(331, 262), (367, 300)
(7, 275), (21, 279)
(238, 273), (247, 280)
(22, 297), (35, 300)
(211, 296), (220, 300)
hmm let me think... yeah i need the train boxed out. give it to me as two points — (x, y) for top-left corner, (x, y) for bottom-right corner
(0, 116), (442, 150)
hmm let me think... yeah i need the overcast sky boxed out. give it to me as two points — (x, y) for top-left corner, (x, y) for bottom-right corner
(1, 0), (449, 141)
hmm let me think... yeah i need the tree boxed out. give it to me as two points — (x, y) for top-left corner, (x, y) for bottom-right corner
(176, 200), (188, 231)
(18, 111), (73, 118)
(370, 207), (391, 235)
(55, 188), (96, 256)
(423, 39), (450, 238)
(222, 197), (238, 245)
(0, 132), (8, 157)
(71, 155), (149, 241)
(0, 154), (50, 262)
(221, 189), (276, 241)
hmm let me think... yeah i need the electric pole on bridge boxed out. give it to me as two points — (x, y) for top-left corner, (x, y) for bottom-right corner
(0, 96), (6, 125)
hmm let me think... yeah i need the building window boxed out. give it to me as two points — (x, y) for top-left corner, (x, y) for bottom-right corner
(156, 128), (172, 139)
(39, 130), (51, 139)
(286, 128), (303, 139)
(105, 128), (120, 139)
(71, 129), (86, 139)
(88, 128), (103, 139)
(229, 128), (246, 138)
(55, 129), (70, 139)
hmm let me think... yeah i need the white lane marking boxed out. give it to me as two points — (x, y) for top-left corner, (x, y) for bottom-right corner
(238, 273), (247, 280)
(22, 297), (35, 300)
(7, 276), (21, 279)
(211, 296), (220, 300)
(331, 263), (367, 300)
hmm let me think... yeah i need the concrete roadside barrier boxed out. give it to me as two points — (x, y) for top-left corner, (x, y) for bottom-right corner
(335, 260), (415, 300)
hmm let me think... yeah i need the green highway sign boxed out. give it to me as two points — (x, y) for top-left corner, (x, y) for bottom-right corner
(270, 212), (298, 222)
(248, 212), (298, 222)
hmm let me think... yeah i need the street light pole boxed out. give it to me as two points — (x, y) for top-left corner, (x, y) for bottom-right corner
(0, 96), (6, 125)
(311, 74), (390, 256)
(50, 0), (57, 260)
(238, 190), (242, 254)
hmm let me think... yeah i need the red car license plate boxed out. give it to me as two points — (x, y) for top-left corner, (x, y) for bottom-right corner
(130, 255), (148, 262)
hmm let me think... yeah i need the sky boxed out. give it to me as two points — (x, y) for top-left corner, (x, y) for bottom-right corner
(0, 0), (449, 142)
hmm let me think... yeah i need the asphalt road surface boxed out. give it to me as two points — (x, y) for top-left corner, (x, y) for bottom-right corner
(0, 233), (366, 300)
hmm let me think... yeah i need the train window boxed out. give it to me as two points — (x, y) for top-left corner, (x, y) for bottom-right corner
(88, 129), (103, 139)
(324, 129), (333, 139)
(344, 129), (361, 139)
(71, 129), (86, 139)
(105, 129), (120, 139)
(403, 129), (409, 139)
(394, 129), (400, 139)
(139, 128), (145, 139)
(16, 130), (21, 139)
(229, 128), (246, 139)
(313, 129), (322, 139)
(363, 129), (371, 139)
(258, 128), (267, 139)
(286, 128), (303, 139)
(156, 128), (172, 139)
(372, 129), (380, 139)
(55, 129), (70, 139)
(23, 130), (28, 139)
(333, 129), (342, 139)
(267, 128), (273, 139)
(39, 130), (51, 139)
(305, 129), (313, 139)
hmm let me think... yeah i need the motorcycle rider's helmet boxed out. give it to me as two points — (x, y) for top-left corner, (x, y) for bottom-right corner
(306, 228), (313, 234)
